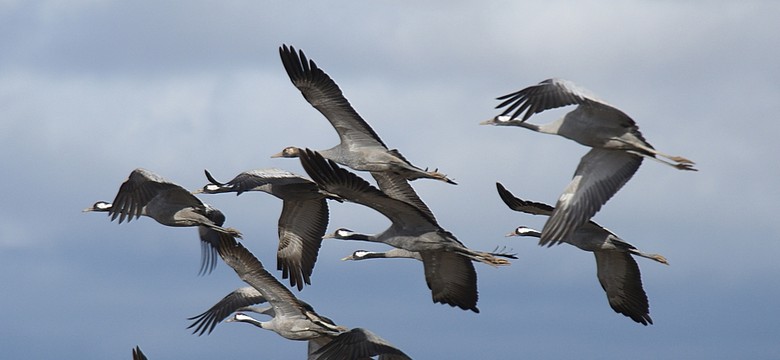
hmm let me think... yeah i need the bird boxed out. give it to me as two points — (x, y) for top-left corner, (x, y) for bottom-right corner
(299, 148), (510, 312)
(481, 78), (696, 245)
(496, 182), (668, 325)
(83, 168), (241, 274)
(190, 234), (410, 360)
(132, 346), (147, 360)
(273, 44), (455, 188)
(193, 168), (338, 290)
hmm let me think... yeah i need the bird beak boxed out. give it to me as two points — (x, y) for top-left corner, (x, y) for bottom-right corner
(270, 151), (284, 158)
(191, 189), (204, 195)
(340, 255), (354, 261)
(82, 207), (93, 212)
(479, 117), (497, 125)
(505, 231), (518, 237)
(322, 233), (335, 239)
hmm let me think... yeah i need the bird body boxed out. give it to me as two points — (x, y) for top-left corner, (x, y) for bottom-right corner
(84, 168), (240, 274)
(497, 182), (667, 325)
(483, 78), (695, 245)
(300, 148), (509, 312)
(275, 44), (455, 185)
(190, 235), (410, 359)
(195, 168), (333, 290)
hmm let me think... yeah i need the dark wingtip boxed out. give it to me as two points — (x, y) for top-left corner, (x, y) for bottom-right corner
(203, 169), (223, 186)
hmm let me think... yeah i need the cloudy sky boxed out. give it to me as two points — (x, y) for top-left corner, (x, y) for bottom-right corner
(2, 1), (778, 359)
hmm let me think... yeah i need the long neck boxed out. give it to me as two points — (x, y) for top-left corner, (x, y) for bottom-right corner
(230, 313), (268, 330)
(629, 249), (669, 265)
(490, 116), (544, 132)
(382, 248), (422, 260)
(340, 232), (378, 242)
(357, 249), (421, 261)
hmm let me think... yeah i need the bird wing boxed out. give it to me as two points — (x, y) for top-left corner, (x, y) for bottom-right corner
(495, 78), (612, 121)
(371, 171), (437, 222)
(540, 148), (642, 246)
(187, 286), (268, 335)
(314, 328), (411, 360)
(197, 227), (221, 275)
(419, 251), (479, 313)
(192, 206), (227, 275)
(215, 234), (310, 320)
(279, 45), (387, 150)
(496, 182), (607, 236)
(132, 346), (147, 360)
(276, 197), (329, 291)
(593, 251), (653, 325)
(299, 149), (438, 231)
(495, 182), (555, 216)
(109, 168), (201, 223)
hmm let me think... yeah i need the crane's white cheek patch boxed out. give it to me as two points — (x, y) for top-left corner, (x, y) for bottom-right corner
(515, 228), (538, 236)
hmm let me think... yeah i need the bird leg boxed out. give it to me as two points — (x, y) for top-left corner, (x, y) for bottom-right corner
(629, 249), (670, 265)
(464, 250), (512, 267)
(615, 138), (697, 170)
(427, 170), (457, 185)
(626, 150), (698, 171)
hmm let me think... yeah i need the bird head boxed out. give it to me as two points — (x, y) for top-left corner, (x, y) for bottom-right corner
(83, 201), (112, 212)
(271, 146), (301, 159)
(341, 250), (372, 261)
(479, 115), (524, 126)
(324, 228), (358, 240)
(506, 226), (541, 238)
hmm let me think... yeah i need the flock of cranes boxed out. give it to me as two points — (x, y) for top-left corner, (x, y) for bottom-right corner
(85, 44), (695, 359)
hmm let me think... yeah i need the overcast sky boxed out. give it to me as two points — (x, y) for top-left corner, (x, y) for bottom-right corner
(2, 1), (779, 359)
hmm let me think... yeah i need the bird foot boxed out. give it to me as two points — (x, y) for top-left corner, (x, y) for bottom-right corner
(670, 156), (695, 164)
(489, 258), (511, 266)
(674, 163), (698, 171)
(428, 170), (457, 185)
(653, 254), (670, 265)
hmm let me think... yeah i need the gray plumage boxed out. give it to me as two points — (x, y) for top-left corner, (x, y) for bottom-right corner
(273, 44), (455, 189)
(300, 148), (511, 312)
(190, 235), (409, 359)
(188, 286), (270, 336)
(482, 78), (695, 246)
(83, 168), (240, 274)
(341, 248), (424, 262)
(194, 168), (334, 290)
(496, 182), (668, 325)
(313, 328), (412, 360)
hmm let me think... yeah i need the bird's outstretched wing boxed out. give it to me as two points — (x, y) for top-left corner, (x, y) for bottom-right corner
(540, 148), (642, 246)
(279, 44), (387, 150)
(495, 78), (606, 121)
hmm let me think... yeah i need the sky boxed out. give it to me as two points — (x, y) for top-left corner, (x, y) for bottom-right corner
(2, 1), (779, 359)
